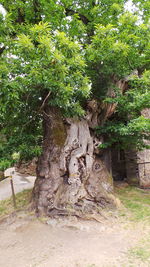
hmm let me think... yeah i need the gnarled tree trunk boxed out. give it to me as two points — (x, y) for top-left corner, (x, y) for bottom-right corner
(32, 103), (117, 217)
(33, 76), (128, 217)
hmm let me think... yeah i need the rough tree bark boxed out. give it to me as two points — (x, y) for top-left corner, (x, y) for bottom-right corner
(33, 107), (115, 217)
(32, 79), (127, 218)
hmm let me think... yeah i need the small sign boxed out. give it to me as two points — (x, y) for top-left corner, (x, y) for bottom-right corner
(4, 167), (15, 178)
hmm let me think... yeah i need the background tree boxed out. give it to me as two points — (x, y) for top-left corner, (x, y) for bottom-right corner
(0, 0), (150, 216)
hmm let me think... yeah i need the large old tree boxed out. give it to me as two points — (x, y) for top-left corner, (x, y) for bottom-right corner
(0, 0), (150, 216)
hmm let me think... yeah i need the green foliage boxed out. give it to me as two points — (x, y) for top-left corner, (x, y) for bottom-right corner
(0, 0), (150, 162)
(1, 21), (90, 118)
(97, 70), (150, 149)
(98, 116), (150, 150)
(0, 129), (42, 170)
(117, 71), (150, 116)
(86, 13), (150, 86)
(0, 159), (12, 171)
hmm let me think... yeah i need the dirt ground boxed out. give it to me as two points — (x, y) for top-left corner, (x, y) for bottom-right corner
(0, 210), (149, 267)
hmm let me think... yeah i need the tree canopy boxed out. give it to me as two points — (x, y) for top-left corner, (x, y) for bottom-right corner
(0, 0), (150, 169)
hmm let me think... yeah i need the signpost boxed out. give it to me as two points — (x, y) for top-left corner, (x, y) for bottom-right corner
(4, 167), (17, 209)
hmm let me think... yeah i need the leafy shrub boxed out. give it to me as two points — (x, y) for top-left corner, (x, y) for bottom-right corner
(0, 159), (12, 171)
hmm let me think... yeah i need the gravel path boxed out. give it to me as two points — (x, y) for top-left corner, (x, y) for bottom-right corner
(0, 214), (142, 267)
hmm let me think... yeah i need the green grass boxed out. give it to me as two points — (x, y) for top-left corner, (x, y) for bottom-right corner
(129, 246), (150, 261)
(0, 185), (149, 224)
(115, 186), (150, 222)
(128, 237), (150, 264)
(0, 189), (32, 217)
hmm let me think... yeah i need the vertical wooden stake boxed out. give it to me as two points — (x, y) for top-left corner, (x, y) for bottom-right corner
(10, 176), (17, 209)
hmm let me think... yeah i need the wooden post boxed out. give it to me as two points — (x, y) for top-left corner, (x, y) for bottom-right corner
(4, 167), (17, 209)
(10, 175), (17, 209)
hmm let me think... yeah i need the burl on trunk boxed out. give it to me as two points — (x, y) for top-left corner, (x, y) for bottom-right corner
(32, 101), (118, 217)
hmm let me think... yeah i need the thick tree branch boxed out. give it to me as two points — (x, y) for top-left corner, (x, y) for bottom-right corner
(15, 8), (25, 24)
(0, 46), (5, 56)
(40, 91), (51, 111)
(33, 0), (41, 23)
(65, 8), (90, 25)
